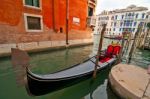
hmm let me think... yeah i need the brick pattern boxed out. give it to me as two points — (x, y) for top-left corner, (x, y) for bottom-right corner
(0, 0), (93, 44)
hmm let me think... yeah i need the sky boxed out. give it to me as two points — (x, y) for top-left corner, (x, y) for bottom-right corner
(96, 0), (150, 15)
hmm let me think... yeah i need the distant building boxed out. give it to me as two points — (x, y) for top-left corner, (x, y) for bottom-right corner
(94, 5), (150, 38)
(0, 0), (96, 53)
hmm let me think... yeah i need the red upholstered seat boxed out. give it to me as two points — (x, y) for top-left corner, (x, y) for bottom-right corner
(100, 57), (111, 63)
(105, 45), (114, 57)
(99, 45), (113, 63)
(99, 44), (121, 63)
(112, 46), (121, 55)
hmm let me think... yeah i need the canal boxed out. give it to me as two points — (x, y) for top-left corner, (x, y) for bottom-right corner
(0, 36), (149, 99)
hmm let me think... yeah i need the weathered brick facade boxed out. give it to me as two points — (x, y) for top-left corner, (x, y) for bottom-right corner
(0, 0), (94, 44)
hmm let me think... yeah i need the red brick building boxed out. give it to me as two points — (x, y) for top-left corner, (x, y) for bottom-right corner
(0, 0), (96, 54)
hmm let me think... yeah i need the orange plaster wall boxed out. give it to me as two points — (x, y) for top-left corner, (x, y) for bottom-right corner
(51, 0), (67, 33)
(0, 0), (23, 25)
(0, 0), (88, 31)
(69, 0), (88, 30)
(58, 0), (67, 32)
(52, 0), (88, 32)
(0, 0), (91, 44)
(42, 0), (53, 28)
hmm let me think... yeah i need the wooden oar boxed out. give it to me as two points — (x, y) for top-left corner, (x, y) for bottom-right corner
(93, 24), (106, 78)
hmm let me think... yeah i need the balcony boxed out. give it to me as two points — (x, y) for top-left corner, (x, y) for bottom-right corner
(87, 16), (96, 27)
(88, 0), (97, 6)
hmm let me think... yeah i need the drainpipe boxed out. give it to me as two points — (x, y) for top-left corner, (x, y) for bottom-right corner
(52, 0), (55, 31)
(66, 0), (69, 45)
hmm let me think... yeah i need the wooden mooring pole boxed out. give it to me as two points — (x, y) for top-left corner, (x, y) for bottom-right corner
(93, 24), (106, 78)
(118, 30), (128, 63)
(66, 0), (69, 45)
(143, 22), (150, 49)
(127, 24), (142, 64)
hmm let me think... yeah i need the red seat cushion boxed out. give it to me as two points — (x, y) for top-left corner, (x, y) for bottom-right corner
(99, 44), (121, 63)
(112, 46), (121, 55)
(100, 57), (111, 63)
(105, 45), (114, 57)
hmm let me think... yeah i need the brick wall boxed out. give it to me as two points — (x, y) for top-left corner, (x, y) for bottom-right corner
(0, 0), (92, 44)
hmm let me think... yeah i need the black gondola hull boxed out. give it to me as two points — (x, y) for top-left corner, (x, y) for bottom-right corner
(26, 58), (116, 96)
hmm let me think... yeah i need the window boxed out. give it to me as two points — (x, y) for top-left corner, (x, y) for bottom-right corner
(119, 28), (122, 31)
(115, 15), (118, 20)
(142, 13), (145, 19)
(132, 28), (135, 32)
(134, 22), (137, 26)
(114, 22), (116, 27)
(113, 28), (115, 31)
(120, 22), (123, 26)
(88, 7), (93, 16)
(146, 15), (149, 19)
(128, 13), (131, 16)
(129, 28), (131, 32)
(140, 22), (144, 26)
(122, 15), (124, 19)
(24, 0), (40, 8)
(111, 16), (114, 20)
(130, 22), (132, 26)
(24, 13), (43, 32)
(132, 13), (134, 16)
(136, 14), (138, 18)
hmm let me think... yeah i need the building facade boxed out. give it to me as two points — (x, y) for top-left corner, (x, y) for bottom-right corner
(0, 0), (96, 54)
(94, 5), (150, 38)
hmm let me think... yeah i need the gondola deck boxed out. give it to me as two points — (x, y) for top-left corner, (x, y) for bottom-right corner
(27, 57), (116, 81)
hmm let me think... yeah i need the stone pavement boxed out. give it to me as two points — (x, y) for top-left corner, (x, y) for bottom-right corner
(0, 39), (93, 57)
(109, 64), (150, 99)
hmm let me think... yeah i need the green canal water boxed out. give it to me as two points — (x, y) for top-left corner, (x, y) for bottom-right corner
(0, 37), (149, 99)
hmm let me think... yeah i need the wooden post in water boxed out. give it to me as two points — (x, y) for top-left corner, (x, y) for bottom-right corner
(127, 24), (142, 64)
(93, 24), (106, 78)
(66, 0), (69, 45)
(136, 24), (144, 48)
(124, 32), (132, 54)
(143, 23), (150, 49)
(117, 30), (127, 63)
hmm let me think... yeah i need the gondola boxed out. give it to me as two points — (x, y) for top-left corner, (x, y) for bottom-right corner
(11, 44), (121, 96)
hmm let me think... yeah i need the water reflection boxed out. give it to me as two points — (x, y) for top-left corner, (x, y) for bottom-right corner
(0, 35), (149, 99)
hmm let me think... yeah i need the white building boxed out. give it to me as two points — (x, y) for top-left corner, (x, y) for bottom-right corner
(94, 5), (150, 38)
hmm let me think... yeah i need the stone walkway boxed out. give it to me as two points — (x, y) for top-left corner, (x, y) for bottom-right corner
(109, 64), (150, 99)
(0, 39), (92, 57)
